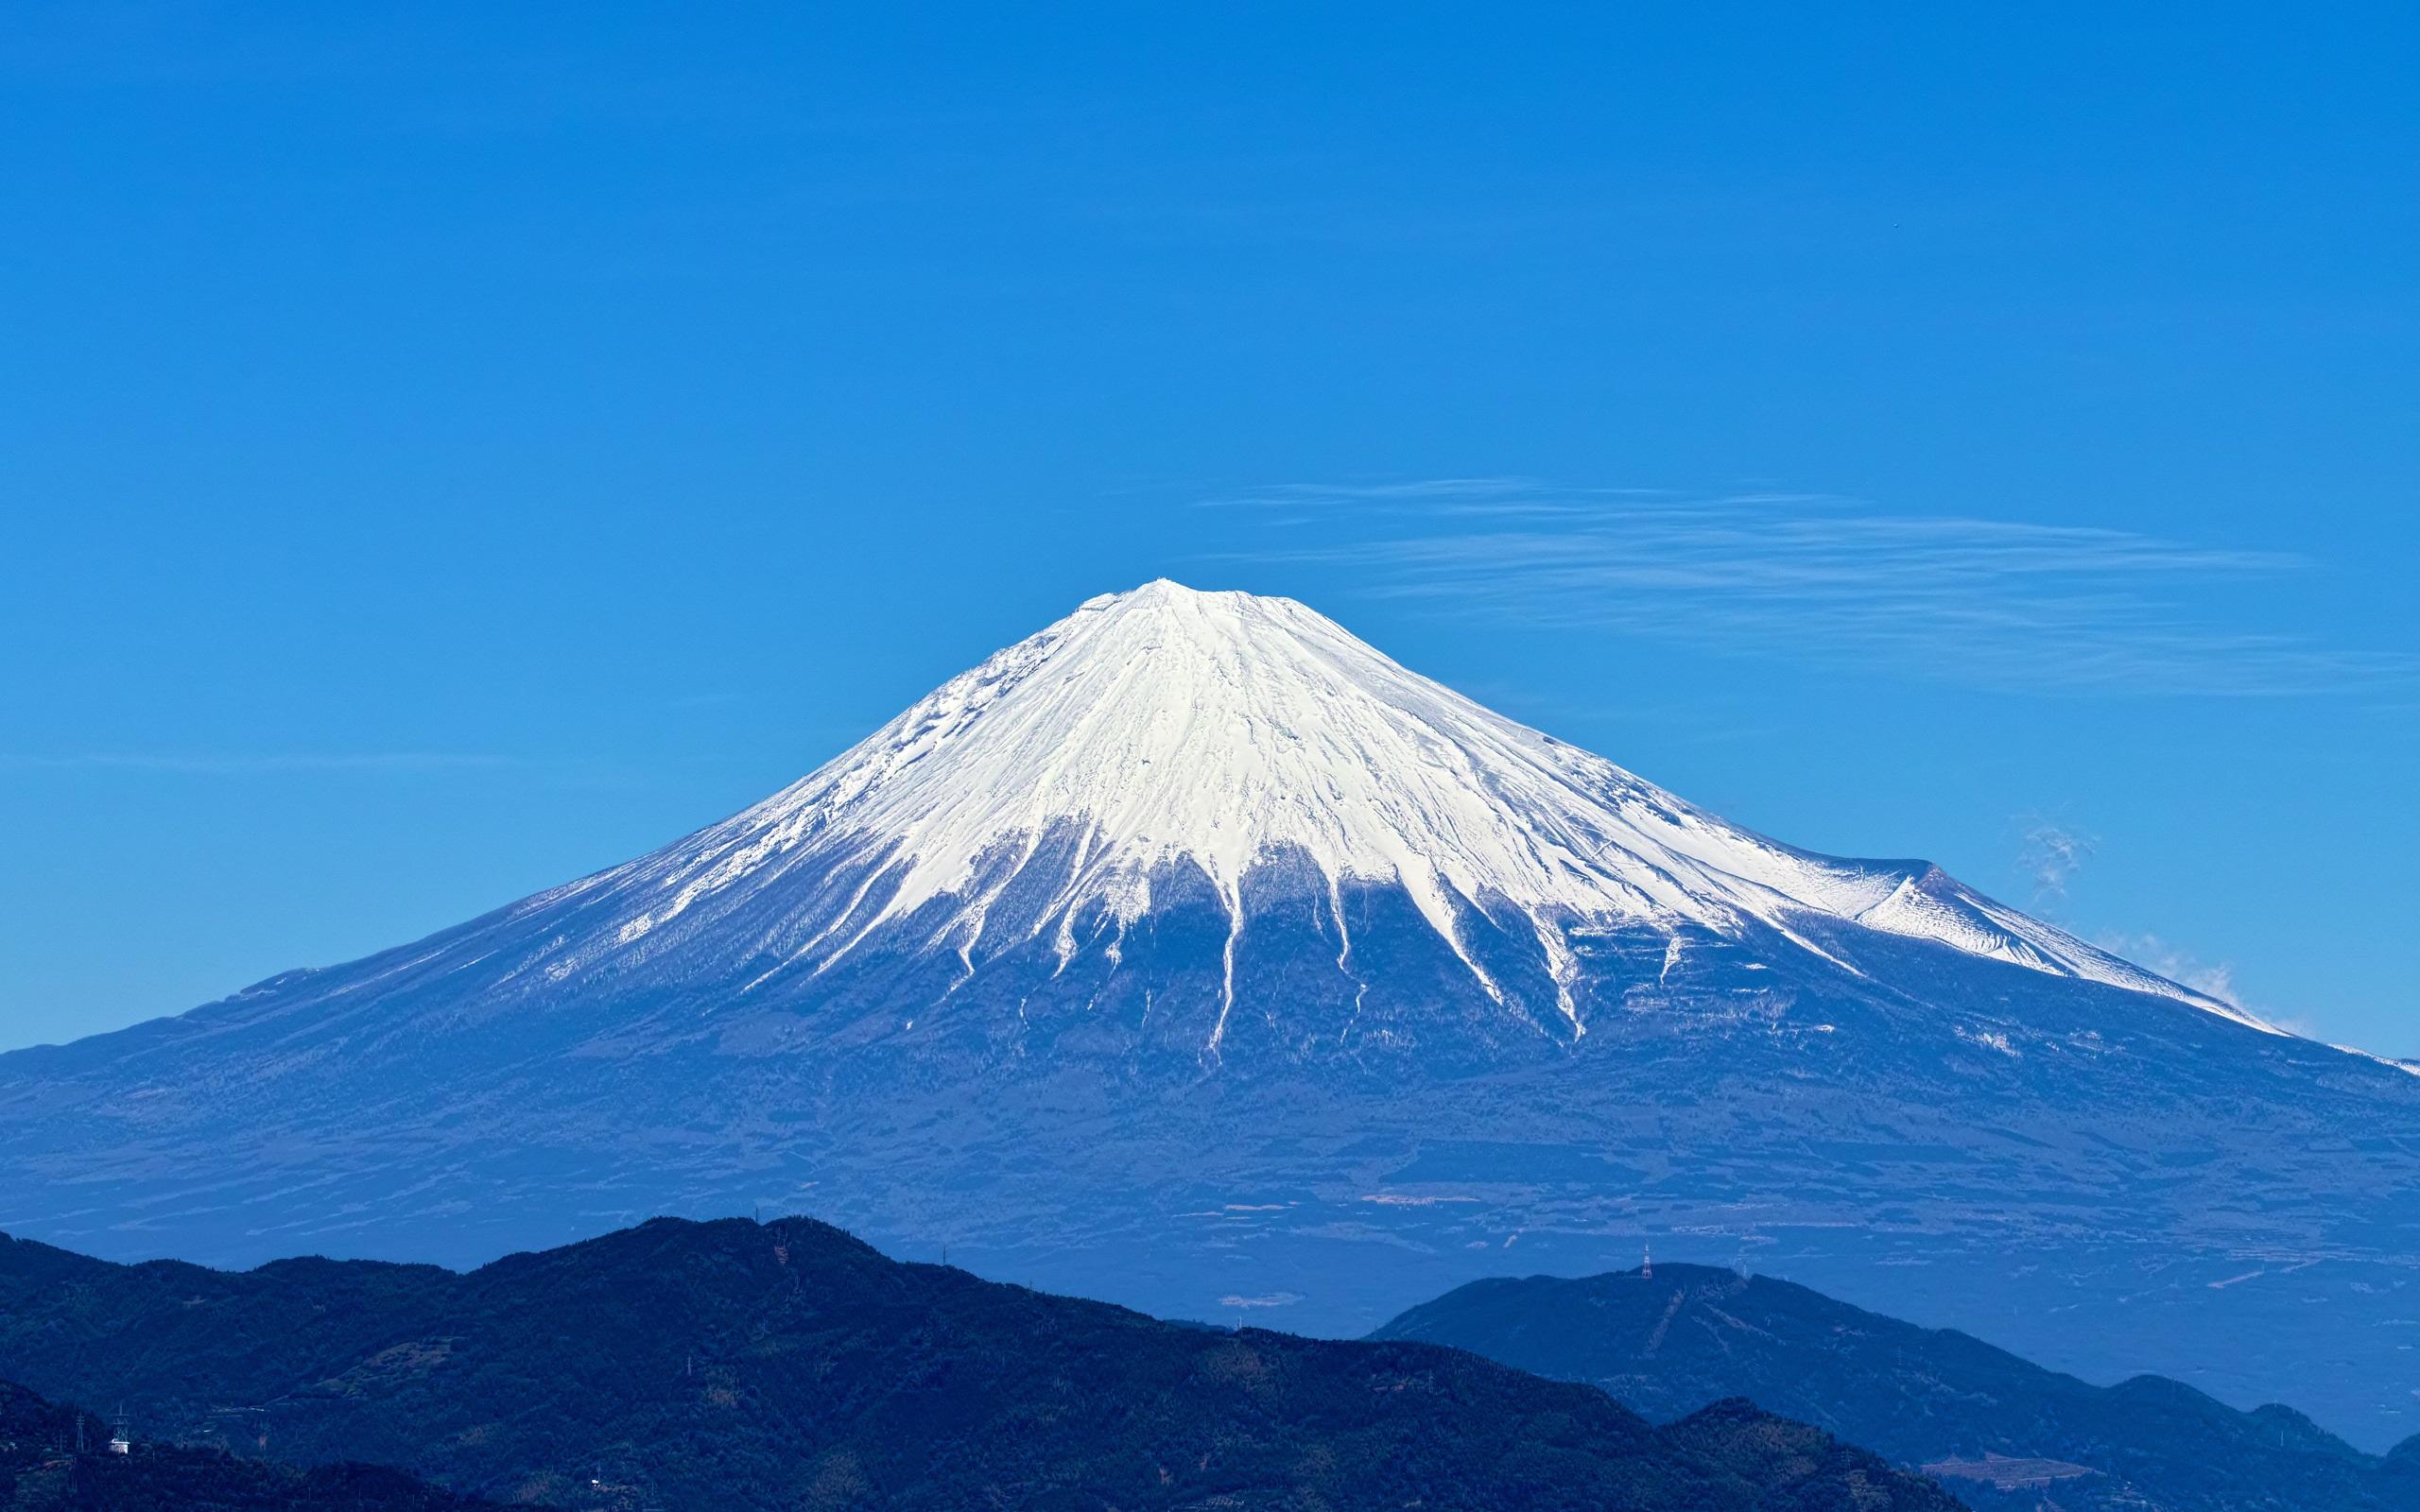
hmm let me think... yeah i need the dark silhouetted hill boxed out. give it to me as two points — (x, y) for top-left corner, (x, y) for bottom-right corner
(0, 1217), (1960, 1511)
(0, 1377), (500, 1510)
(1373, 1263), (2420, 1511)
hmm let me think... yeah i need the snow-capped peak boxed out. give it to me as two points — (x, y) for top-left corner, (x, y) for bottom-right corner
(603, 579), (2232, 1034)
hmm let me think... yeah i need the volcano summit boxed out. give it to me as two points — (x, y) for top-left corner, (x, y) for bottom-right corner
(5, 581), (2416, 1444)
(575, 578), (2235, 1045)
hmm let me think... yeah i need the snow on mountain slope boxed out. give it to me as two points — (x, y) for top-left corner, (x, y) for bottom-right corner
(9, 577), (2415, 1450)
(571, 579), (2240, 1039)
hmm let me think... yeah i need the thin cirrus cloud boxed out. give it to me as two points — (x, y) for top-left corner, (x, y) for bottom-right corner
(1200, 479), (2410, 696)
(0, 751), (520, 776)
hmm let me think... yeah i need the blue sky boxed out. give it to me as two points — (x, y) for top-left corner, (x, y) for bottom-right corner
(4, 4), (2414, 1054)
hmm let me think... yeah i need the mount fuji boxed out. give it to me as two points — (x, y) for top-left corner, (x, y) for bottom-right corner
(5, 581), (2417, 1445)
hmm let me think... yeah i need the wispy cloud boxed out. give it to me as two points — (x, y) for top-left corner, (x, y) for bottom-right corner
(2098, 932), (2264, 1020)
(1218, 1292), (1304, 1310)
(2015, 820), (2098, 906)
(0, 751), (520, 776)
(1202, 480), (2411, 696)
